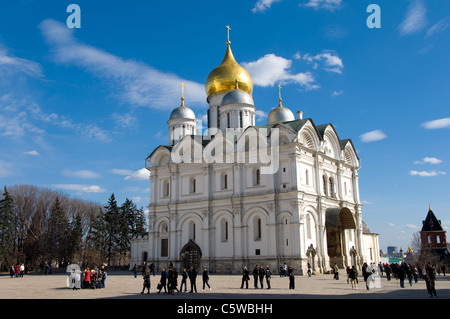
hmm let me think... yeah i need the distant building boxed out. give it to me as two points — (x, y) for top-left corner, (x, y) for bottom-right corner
(419, 206), (449, 265)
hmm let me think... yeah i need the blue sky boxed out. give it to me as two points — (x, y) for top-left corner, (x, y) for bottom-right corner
(0, 0), (449, 252)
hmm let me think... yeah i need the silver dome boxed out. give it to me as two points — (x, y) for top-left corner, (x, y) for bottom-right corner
(169, 105), (196, 121)
(267, 105), (295, 124)
(221, 89), (254, 106)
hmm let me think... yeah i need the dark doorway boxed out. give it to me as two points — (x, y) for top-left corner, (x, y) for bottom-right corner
(180, 240), (202, 270)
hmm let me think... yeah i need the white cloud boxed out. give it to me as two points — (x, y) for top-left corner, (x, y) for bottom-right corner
(301, 0), (342, 11)
(0, 46), (43, 78)
(23, 150), (40, 156)
(301, 51), (344, 74)
(398, 0), (427, 36)
(331, 90), (343, 96)
(242, 54), (318, 89)
(409, 170), (446, 177)
(39, 19), (206, 110)
(124, 168), (150, 181)
(255, 110), (268, 122)
(111, 168), (134, 176)
(359, 129), (387, 143)
(62, 169), (101, 179)
(414, 157), (442, 165)
(52, 184), (106, 193)
(421, 117), (450, 129)
(252, 0), (281, 13)
(406, 224), (419, 229)
(425, 18), (449, 38)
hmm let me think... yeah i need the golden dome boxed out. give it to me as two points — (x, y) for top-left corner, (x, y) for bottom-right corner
(205, 42), (253, 97)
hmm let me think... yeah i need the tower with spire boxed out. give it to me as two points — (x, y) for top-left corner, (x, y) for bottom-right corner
(420, 206), (448, 261)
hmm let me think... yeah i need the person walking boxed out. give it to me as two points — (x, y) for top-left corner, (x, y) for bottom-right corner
(288, 266), (295, 289)
(83, 267), (91, 289)
(349, 266), (358, 289)
(307, 263), (312, 277)
(133, 264), (138, 278)
(188, 266), (197, 293)
(362, 263), (372, 290)
(265, 265), (272, 289)
(423, 263), (437, 297)
(141, 269), (151, 294)
(180, 268), (188, 292)
(252, 265), (259, 289)
(149, 262), (155, 276)
(240, 266), (250, 289)
(384, 263), (392, 281)
(333, 263), (339, 280)
(258, 265), (265, 289)
(202, 267), (211, 291)
(157, 268), (168, 294)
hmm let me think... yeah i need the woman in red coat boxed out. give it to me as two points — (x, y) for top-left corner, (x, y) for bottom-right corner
(83, 267), (91, 289)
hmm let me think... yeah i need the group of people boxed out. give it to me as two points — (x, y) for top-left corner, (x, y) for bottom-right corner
(139, 263), (211, 295)
(241, 264), (295, 290)
(9, 264), (25, 278)
(80, 266), (107, 289)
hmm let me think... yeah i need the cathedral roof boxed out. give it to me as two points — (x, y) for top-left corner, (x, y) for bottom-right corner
(421, 207), (444, 232)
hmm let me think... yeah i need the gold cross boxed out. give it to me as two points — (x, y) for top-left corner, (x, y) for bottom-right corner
(278, 84), (282, 99)
(226, 25), (231, 43)
(180, 82), (185, 98)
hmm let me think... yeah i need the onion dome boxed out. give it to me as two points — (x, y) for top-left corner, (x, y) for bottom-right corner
(267, 95), (295, 125)
(205, 40), (253, 97)
(221, 81), (254, 106)
(169, 96), (196, 121)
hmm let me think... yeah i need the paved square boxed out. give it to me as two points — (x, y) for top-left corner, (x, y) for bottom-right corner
(1, 271), (449, 299)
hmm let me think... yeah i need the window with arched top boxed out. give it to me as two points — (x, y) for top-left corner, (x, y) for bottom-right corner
(329, 177), (335, 198)
(322, 175), (328, 196)
(190, 177), (196, 193)
(254, 217), (262, 240)
(221, 219), (229, 242)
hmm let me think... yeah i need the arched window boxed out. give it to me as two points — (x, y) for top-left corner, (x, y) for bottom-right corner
(239, 111), (243, 128)
(254, 217), (262, 240)
(305, 169), (309, 186)
(163, 180), (170, 197)
(322, 175), (328, 196)
(221, 219), (229, 242)
(306, 214), (311, 239)
(254, 168), (261, 186)
(221, 173), (228, 190)
(227, 112), (231, 129)
(189, 221), (196, 241)
(329, 177), (335, 198)
(190, 177), (196, 193)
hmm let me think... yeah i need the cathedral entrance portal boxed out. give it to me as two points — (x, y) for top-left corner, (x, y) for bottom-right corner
(325, 207), (356, 269)
(180, 240), (202, 270)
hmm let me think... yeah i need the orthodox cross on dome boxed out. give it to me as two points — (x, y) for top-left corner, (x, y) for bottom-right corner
(278, 84), (283, 107)
(180, 82), (185, 106)
(226, 25), (231, 45)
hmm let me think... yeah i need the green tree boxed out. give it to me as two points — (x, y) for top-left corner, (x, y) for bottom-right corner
(0, 186), (15, 269)
(46, 196), (69, 266)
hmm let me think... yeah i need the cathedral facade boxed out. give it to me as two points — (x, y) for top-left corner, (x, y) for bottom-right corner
(130, 36), (379, 274)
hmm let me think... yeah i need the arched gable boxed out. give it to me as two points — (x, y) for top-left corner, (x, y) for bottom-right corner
(149, 146), (172, 167)
(171, 135), (203, 164)
(321, 124), (341, 160)
(341, 139), (359, 168)
(297, 120), (321, 151)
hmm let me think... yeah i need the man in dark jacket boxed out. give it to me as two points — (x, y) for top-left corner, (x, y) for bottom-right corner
(188, 266), (197, 293)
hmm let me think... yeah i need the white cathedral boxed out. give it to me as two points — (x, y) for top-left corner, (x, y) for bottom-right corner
(130, 34), (380, 275)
